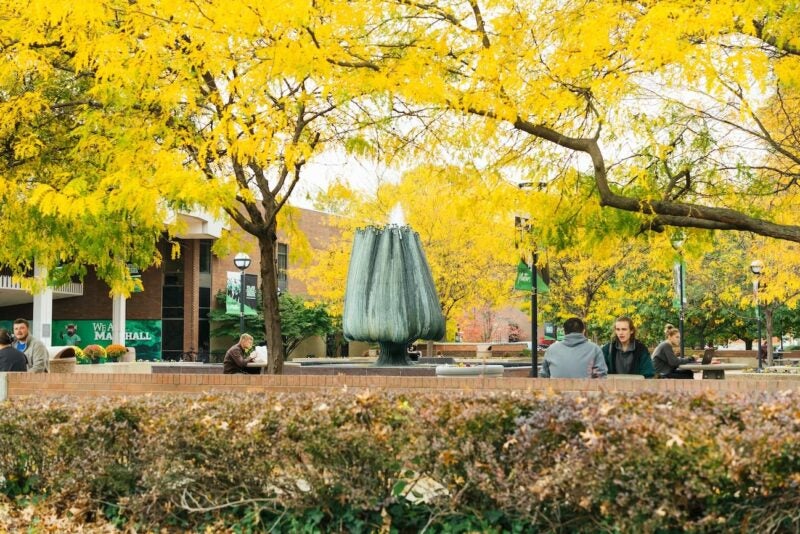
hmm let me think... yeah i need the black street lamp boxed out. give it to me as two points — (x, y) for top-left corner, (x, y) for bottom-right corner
(671, 234), (686, 358)
(750, 259), (764, 372)
(516, 181), (541, 377)
(234, 252), (251, 336)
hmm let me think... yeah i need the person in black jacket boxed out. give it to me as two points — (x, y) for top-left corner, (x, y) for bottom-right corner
(601, 316), (655, 378)
(652, 324), (695, 378)
(0, 329), (27, 372)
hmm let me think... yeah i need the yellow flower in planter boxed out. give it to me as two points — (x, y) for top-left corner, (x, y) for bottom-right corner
(74, 346), (90, 365)
(83, 344), (107, 363)
(105, 344), (127, 361)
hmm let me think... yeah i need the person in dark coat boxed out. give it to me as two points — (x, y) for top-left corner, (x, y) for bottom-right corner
(0, 328), (28, 372)
(223, 333), (255, 374)
(601, 316), (655, 378)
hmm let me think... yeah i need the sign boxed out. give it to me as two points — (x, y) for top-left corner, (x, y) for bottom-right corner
(52, 320), (162, 361)
(245, 273), (258, 312)
(514, 261), (550, 293)
(226, 272), (259, 316)
(544, 322), (556, 338)
(127, 263), (143, 293)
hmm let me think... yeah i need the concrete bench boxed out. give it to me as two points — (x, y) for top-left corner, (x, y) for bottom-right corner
(679, 363), (748, 379)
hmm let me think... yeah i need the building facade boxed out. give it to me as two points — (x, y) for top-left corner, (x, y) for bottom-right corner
(0, 207), (345, 360)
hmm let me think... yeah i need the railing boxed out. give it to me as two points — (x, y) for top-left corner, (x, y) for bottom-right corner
(54, 281), (84, 296)
(0, 275), (23, 290)
(0, 275), (83, 296)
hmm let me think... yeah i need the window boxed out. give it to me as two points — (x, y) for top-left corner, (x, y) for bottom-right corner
(162, 241), (185, 361)
(277, 243), (288, 292)
(199, 240), (212, 274)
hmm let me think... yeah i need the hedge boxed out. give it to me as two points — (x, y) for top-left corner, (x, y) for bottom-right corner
(2, 390), (800, 532)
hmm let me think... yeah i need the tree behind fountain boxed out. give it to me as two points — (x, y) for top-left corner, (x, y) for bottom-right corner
(343, 225), (445, 365)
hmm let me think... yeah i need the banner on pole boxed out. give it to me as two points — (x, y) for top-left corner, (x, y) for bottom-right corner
(514, 261), (549, 293)
(672, 260), (686, 309)
(226, 272), (259, 316)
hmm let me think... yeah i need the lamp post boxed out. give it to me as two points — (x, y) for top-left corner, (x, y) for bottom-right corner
(671, 234), (686, 358)
(750, 259), (764, 372)
(530, 248), (538, 377)
(514, 215), (538, 377)
(234, 252), (251, 336)
(516, 181), (544, 377)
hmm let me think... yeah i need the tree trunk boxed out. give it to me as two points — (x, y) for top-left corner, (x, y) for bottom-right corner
(259, 230), (284, 374)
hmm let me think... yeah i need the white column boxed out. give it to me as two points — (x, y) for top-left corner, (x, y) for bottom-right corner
(112, 295), (127, 345)
(32, 264), (53, 347)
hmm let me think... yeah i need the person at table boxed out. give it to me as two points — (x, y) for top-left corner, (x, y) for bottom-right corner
(759, 340), (768, 364)
(223, 333), (255, 374)
(0, 329), (27, 372)
(407, 343), (422, 362)
(13, 318), (49, 373)
(601, 316), (655, 378)
(652, 324), (695, 379)
(541, 317), (607, 378)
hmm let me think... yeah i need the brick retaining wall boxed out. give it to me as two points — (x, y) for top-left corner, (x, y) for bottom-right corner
(3, 372), (800, 399)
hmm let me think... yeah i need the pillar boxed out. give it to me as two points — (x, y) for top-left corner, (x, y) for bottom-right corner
(112, 294), (126, 345)
(32, 264), (53, 347)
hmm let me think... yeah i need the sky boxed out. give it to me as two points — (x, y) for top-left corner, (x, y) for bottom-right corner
(294, 149), (400, 211)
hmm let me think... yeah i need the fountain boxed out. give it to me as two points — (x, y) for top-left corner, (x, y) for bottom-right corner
(342, 224), (445, 366)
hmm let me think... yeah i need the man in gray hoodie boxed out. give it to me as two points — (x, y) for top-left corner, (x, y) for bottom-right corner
(541, 317), (607, 378)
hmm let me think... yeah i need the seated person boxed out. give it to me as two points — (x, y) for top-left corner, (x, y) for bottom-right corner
(407, 343), (422, 362)
(542, 317), (607, 378)
(223, 333), (255, 374)
(652, 324), (695, 379)
(601, 316), (655, 378)
(0, 329), (27, 372)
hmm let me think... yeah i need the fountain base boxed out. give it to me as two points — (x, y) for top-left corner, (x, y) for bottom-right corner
(376, 341), (412, 366)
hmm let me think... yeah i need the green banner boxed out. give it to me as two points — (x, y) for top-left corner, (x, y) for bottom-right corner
(673, 260), (686, 310)
(514, 261), (549, 293)
(226, 272), (258, 316)
(53, 320), (162, 361)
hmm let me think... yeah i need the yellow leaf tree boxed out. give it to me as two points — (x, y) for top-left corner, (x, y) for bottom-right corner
(322, 0), (800, 241)
(0, 0), (396, 372)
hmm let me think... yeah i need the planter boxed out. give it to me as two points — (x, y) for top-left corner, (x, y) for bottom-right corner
(48, 347), (77, 373)
(50, 357), (77, 374)
(123, 347), (136, 362)
(435, 364), (504, 377)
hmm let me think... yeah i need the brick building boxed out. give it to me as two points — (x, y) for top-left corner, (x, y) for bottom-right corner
(0, 207), (348, 360)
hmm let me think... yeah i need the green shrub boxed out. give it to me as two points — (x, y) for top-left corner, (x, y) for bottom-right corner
(2, 391), (800, 531)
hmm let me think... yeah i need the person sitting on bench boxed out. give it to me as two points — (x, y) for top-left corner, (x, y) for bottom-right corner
(407, 343), (422, 362)
(652, 324), (695, 379)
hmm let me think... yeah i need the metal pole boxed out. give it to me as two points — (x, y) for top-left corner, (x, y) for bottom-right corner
(756, 295), (763, 372)
(679, 260), (685, 359)
(239, 269), (246, 336)
(531, 249), (538, 377)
